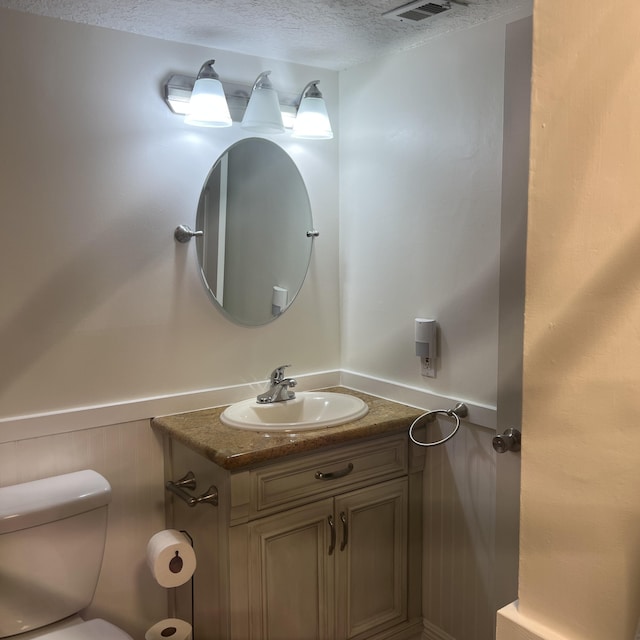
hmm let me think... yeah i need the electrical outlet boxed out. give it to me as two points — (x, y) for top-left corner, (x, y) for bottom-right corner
(420, 356), (436, 378)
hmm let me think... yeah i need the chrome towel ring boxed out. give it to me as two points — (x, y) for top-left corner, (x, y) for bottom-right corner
(408, 402), (468, 447)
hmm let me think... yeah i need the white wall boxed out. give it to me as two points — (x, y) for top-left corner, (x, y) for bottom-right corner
(339, 11), (531, 639)
(0, 8), (340, 638)
(0, 6), (533, 640)
(0, 8), (340, 421)
(339, 22), (508, 409)
(497, 1), (640, 639)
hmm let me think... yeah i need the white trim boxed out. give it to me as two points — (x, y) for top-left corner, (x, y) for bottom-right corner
(0, 369), (497, 443)
(496, 602), (570, 640)
(0, 370), (341, 444)
(340, 370), (497, 431)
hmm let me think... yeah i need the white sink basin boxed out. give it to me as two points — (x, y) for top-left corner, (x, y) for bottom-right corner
(220, 391), (368, 432)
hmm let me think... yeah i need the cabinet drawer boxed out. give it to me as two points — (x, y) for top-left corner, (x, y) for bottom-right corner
(250, 434), (407, 518)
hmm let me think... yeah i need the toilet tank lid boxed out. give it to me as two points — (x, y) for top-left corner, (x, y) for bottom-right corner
(0, 470), (112, 534)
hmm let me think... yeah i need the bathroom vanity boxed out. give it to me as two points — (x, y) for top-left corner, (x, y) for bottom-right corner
(152, 389), (425, 640)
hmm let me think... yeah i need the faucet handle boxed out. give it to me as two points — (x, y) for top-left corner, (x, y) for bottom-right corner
(270, 364), (291, 383)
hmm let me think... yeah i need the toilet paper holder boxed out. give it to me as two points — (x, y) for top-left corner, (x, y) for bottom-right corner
(166, 471), (218, 507)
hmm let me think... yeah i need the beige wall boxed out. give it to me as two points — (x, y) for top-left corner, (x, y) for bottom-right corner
(497, 1), (640, 639)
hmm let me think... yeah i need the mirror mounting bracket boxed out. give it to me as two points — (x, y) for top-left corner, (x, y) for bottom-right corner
(175, 225), (204, 243)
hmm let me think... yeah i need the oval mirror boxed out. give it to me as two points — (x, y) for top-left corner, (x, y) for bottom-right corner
(194, 138), (315, 326)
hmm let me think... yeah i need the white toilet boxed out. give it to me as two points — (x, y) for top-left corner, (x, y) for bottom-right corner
(0, 470), (133, 639)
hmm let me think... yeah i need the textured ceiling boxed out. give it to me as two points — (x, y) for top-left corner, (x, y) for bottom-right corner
(0, 0), (530, 70)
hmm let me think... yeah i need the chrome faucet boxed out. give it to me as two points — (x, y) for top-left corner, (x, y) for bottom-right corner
(256, 365), (297, 404)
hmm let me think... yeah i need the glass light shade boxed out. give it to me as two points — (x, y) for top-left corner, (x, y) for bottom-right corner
(292, 97), (333, 139)
(242, 86), (284, 134)
(185, 77), (232, 127)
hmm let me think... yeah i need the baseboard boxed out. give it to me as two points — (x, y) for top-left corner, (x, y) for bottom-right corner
(422, 618), (456, 640)
(496, 602), (570, 640)
(367, 619), (424, 640)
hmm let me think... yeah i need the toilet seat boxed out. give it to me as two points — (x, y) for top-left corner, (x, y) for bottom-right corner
(12, 617), (133, 640)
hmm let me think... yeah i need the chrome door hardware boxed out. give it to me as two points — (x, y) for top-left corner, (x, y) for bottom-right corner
(166, 471), (219, 507)
(492, 428), (522, 454)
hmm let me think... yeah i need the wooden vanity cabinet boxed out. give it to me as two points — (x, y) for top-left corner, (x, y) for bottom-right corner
(166, 432), (424, 640)
(243, 476), (408, 639)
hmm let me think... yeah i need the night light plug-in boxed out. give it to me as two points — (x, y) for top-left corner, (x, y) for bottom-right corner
(415, 318), (437, 378)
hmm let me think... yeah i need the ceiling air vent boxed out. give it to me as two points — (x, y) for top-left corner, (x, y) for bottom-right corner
(383, 0), (452, 22)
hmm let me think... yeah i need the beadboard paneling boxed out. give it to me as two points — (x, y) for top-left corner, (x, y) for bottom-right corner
(422, 418), (496, 640)
(0, 420), (167, 639)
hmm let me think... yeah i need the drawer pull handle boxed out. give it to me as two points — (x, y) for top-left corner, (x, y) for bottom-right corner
(339, 511), (348, 551)
(328, 515), (336, 555)
(315, 463), (354, 480)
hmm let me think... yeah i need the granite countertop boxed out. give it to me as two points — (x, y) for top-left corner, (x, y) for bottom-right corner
(151, 387), (423, 470)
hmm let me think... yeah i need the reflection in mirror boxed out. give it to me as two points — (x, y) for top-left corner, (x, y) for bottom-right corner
(195, 138), (314, 326)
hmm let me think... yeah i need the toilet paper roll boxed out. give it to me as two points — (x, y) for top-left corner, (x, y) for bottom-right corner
(145, 618), (192, 640)
(146, 529), (196, 588)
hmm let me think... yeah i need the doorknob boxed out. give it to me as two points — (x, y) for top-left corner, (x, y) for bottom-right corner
(492, 428), (521, 453)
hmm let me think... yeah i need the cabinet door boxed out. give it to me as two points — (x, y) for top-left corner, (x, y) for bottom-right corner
(334, 477), (408, 639)
(247, 498), (335, 640)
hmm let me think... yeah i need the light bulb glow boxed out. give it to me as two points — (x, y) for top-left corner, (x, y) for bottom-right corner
(185, 78), (232, 127)
(292, 97), (333, 139)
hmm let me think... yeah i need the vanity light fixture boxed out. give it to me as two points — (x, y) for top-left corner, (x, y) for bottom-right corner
(241, 71), (285, 134)
(163, 68), (332, 139)
(292, 81), (333, 140)
(184, 60), (232, 128)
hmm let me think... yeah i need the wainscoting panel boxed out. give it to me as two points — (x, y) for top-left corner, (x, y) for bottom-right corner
(0, 420), (167, 639)
(422, 417), (497, 640)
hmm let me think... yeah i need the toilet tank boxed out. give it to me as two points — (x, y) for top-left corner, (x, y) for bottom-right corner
(0, 470), (112, 638)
